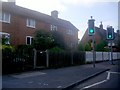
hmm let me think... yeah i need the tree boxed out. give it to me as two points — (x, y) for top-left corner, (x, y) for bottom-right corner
(33, 30), (55, 50)
(78, 43), (85, 51)
(96, 40), (107, 51)
(51, 31), (66, 49)
(85, 43), (91, 51)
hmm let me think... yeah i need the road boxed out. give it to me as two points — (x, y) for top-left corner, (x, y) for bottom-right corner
(73, 60), (120, 89)
(2, 60), (120, 89)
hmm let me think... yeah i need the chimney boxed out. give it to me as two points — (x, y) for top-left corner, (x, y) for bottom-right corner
(51, 10), (58, 18)
(99, 21), (103, 29)
(8, 0), (16, 4)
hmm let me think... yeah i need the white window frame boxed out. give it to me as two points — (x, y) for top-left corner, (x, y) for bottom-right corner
(26, 36), (33, 45)
(26, 18), (36, 28)
(51, 25), (57, 31)
(67, 29), (74, 35)
(0, 12), (11, 23)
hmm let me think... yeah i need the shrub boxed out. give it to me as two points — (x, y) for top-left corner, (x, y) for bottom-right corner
(2, 45), (15, 52)
(49, 46), (64, 53)
(17, 45), (33, 53)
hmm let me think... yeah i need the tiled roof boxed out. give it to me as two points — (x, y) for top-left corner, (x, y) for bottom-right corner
(2, 2), (78, 31)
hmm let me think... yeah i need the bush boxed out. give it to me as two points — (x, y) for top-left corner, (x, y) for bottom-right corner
(2, 45), (15, 52)
(2, 45), (16, 74)
(49, 46), (64, 53)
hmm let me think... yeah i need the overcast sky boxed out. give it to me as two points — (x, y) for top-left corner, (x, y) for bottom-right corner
(2, 0), (119, 39)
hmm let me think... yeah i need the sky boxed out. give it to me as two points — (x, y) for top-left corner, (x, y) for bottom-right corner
(1, 0), (119, 40)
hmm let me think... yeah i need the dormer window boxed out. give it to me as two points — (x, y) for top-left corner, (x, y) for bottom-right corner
(51, 25), (57, 31)
(0, 12), (11, 23)
(26, 18), (36, 28)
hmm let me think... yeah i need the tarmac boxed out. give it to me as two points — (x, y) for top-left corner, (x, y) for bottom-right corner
(2, 61), (114, 90)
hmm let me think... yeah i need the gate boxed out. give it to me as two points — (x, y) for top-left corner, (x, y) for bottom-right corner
(36, 51), (46, 68)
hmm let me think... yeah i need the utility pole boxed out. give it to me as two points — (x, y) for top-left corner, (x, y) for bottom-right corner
(106, 26), (114, 65)
(110, 40), (113, 64)
(88, 16), (96, 68)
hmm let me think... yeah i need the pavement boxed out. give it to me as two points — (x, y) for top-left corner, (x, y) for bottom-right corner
(2, 61), (116, 89)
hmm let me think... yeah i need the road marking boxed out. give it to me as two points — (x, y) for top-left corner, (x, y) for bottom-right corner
(81, 71), (110, 89)
(82, 80), (107, 89)
(57, 86), (62, 88)
(106, 71), (110, 80)
(109, 71), (120, 75)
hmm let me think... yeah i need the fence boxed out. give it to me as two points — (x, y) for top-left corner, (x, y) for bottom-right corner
(33, 50), (85, 69)
(2, 49), (34, 74)
(86, 51), (120, 62)
(2, 49), (120, 74)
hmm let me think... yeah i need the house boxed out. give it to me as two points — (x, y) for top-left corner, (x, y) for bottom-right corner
(1, 1), (78, 50)
(80, 22), (118, 51)
(81, 22), (107, 45)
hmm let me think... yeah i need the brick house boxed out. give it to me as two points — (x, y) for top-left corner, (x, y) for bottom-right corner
(1, 2), (78, 50)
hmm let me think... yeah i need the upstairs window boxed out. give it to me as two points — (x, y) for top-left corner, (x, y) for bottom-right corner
(51, 25), (57, 31)
(26, 36), (33, 45)
(26, 18), (36, 28)
(0, 12), (11, 23)
(67, 29), (74, 35)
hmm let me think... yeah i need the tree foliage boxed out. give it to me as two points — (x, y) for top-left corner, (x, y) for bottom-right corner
(78, 43), (85, 51)
(51, 31), (66, 49)
(96, 40), (107, 51)
(85, 43), (91, 51)
(33, 30), (55, 50)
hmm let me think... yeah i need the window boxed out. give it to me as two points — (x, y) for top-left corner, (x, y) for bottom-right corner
(0, 12), (11, 23)
(51, 25), (57, 31)
(0, 32), (10, 45)
(26, 18), (35, 28)
(26, 36), (33, 45)
(67, 29), (74, 35)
